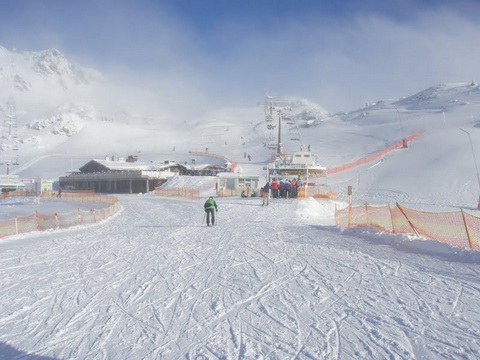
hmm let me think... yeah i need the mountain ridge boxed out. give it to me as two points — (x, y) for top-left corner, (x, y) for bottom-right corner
(2, 46), (480, 212)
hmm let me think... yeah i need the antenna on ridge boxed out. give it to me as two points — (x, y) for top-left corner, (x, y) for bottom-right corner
(1, 97), (20, 172)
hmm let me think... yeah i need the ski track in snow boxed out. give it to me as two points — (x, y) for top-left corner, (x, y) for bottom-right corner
(1, 194), (480, 359)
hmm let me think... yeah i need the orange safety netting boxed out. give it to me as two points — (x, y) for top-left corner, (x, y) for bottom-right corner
(335, 205), (368, 228)
(326, 131), (424, 175)
(0, 218), (16, 238)
(388, 205), (415, 234)
(154, 187), (200, 201)
(80, 209), (97, 224)
(366, 204), (394, 233)
(0, 193), (120, 238)
(57, 209), (81, 229)
(396, 204), (470, 249)
(16, 213), (38, 234)
(298, 187), (338, 200)
(463, 211), (480, 251)
(42, 191), (116, 205)
(336, 202), (480, 251)
(1, 190), (37, 199)
(35, 211), (57, 231)
(188, 151), (238, 172)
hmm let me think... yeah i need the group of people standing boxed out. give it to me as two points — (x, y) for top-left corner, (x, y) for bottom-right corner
(261, 177), (303, 205)
(204, 177), (304, 224)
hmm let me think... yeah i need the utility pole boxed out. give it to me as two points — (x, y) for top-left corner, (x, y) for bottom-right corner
(277, 110), (283, 157)
(1, 98), (20, 173)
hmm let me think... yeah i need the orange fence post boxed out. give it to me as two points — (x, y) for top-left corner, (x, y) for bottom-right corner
(364, 202), (368, 225)
(77, 209), (82, 225)
(334, 204), (338, 227)
(347, 185), (352, 228)
(389, 206), (395, 234)
(395, 203), (421, 237)
(461, 209), (474, 249)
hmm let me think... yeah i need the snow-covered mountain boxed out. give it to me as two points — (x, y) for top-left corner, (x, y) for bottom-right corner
(0, 46), (102, 92)
(0, 47), (177, 159)
(0, 47), (104, 156)
(2, 46), (480, 210)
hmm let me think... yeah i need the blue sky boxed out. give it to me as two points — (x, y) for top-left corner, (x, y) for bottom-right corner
(1, 0), (479, 113)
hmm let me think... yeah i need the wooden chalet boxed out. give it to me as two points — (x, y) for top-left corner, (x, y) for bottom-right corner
(59, 159), (187, 194)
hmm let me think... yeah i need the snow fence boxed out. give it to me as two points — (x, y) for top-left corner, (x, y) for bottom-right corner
(154, 187), (200, 201)
(0, 191), (120, 239)
(297, 186), (338, 200)
(188, 151), (239, 172)
(335, 203), (480, 251)
(326, 131), (424, 175)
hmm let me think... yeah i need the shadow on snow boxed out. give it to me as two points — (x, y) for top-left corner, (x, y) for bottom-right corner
(0, 342), (59, 360)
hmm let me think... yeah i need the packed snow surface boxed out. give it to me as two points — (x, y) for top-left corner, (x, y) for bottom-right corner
(1, 190), (480, 359)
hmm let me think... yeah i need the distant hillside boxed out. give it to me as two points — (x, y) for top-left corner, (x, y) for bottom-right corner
(0, 47), (334, 163)
(3, 46), (480, 212)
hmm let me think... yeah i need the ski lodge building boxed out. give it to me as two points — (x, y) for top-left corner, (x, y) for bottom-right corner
(59, 157), (186, 194)
(0, 175), (26, 193)
(184, 163), (228, 176)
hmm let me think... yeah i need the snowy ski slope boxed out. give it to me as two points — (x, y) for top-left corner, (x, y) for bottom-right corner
(1, 191), (479, 359)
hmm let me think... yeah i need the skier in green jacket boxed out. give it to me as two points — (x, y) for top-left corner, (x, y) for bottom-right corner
(204, 196), (218, 226)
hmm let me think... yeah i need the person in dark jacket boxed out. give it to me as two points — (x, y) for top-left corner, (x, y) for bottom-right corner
(262, 181), (271, 206)
(204, 196), (218, 226)
(284, 180), (292, 199)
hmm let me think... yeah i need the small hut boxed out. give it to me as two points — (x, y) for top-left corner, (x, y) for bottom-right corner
(216, 173), (260, 197)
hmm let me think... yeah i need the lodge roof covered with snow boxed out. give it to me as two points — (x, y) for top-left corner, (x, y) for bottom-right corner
(78, 159), (184, 173)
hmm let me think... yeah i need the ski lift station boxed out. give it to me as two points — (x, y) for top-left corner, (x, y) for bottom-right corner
(267, 151), (326, 179)
(0, 175), (25, 193)
(216, 173), (260, 197)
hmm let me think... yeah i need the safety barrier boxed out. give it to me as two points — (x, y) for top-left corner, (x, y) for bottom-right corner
(0, 192), (120, 239)
(154, 187), (200, 201)
(298, 186), (338, 200)
(326, 131), (424, 175)
(42, 190), (97, 201)
(335, 203), (480, 251)
(1, 190), (37, 199)
(0, 190), (97, 200)
(188, 151), (238, 172)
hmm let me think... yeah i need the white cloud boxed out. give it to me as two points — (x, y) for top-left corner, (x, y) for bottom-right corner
(198, 7), (480, 112)
(103, 4), (480, 114)
(2, 1), (479, 115)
